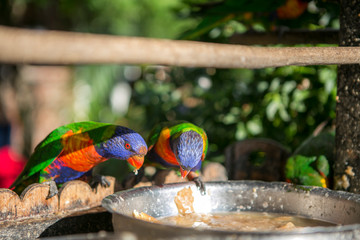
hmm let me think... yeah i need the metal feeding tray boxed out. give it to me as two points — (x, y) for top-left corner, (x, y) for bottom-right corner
(102, 181), (360, 240)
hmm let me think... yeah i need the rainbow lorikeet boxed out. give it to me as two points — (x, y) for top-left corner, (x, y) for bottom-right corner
(146, 121), (208, 194)
(285, 155), (330, 188)
(285, 131), (334, 188)
(10, 121), (147, 198)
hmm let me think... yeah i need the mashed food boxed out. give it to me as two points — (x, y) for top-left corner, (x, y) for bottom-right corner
(159, 211), (335, 231)
(133, 187), (336, 231)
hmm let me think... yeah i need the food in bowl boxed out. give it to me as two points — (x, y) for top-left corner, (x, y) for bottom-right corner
(132, 187), (336, 231)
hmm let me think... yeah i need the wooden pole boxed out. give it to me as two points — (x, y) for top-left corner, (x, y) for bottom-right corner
(0, 25), (359, 69)
(334, 0), (360, 193)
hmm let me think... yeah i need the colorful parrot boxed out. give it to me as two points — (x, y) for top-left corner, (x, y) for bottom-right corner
(146, 121), (208, 194)
(285, 155), (330, 188)
(10, 121), (147, 198)
(285, 131), (334, 188)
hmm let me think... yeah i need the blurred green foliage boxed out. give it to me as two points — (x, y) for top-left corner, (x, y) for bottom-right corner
(127, 64), (336, 161)
(1, 0), (339, 165)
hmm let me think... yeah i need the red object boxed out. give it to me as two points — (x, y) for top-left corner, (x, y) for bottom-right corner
(0, 146), (27, 188)
(276, 0), (308, 19)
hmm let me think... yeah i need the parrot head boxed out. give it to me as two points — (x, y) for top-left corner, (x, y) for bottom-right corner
(99, 126), (148, 171)
(171, 131), (204, 178)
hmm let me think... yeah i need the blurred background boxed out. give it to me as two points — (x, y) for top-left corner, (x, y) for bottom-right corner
(0, 0), (339, 187)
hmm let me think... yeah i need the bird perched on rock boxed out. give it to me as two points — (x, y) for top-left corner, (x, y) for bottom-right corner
(285, 131), (334, 188)
(10, 121), (147, 198)
(146, 121), (208, 194)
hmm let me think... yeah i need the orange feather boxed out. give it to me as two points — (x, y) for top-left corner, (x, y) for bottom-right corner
(153, 128), (178, 166)
(58, 129), (107, 172)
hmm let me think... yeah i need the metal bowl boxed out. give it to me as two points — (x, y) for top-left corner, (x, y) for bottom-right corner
(102, 181), (360, 239)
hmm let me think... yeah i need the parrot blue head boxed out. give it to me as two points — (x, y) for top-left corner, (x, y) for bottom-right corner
(98, 126), (147, 170)
(171, 131), (204, 178)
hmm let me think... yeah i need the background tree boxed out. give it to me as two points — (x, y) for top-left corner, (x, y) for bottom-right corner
(0, 0), (341, 182)
(334, 0), (360, 193)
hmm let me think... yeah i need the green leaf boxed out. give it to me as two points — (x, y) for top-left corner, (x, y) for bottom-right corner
(266, 100), (279, 121)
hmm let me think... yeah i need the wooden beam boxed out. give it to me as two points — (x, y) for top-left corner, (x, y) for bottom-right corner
(0, 25), (359, 69)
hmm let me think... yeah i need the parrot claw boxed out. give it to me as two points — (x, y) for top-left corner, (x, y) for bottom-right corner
(43, 181), (58, 199)
(193, 176), (206, 195)
(90, 175), (111, 189)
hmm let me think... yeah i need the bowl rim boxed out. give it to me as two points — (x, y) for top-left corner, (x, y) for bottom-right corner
(102, 180), (360, 235)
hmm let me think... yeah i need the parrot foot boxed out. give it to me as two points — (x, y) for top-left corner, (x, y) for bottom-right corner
(90, 175), (111, 190)
(43, 181), (58, 199)
(192, 176), (206, 196)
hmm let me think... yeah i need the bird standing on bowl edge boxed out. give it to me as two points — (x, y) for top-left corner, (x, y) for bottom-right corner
(10, 121), (148, 198)
(145, 120), (208, 194)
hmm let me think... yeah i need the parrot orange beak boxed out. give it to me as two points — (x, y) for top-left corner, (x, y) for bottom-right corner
(127, 155), (144, 170)
(180, 166), (190, 178)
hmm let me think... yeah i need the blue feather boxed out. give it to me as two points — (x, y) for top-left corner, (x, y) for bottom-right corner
(96, 126), (147, 160)
(171, 131), (203, 171)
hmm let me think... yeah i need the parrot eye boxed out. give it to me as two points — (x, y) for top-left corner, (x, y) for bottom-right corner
(125, 143), (131, 150)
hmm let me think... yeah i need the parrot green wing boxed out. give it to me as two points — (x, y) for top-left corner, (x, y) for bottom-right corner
(316, 155), (330, 177)
(285, 155), (329, 188)
(285, 155), (315, 181)
(146, 120), (189, 149)
(10, 121), (115, 188)
(285, 131), (334, 188)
